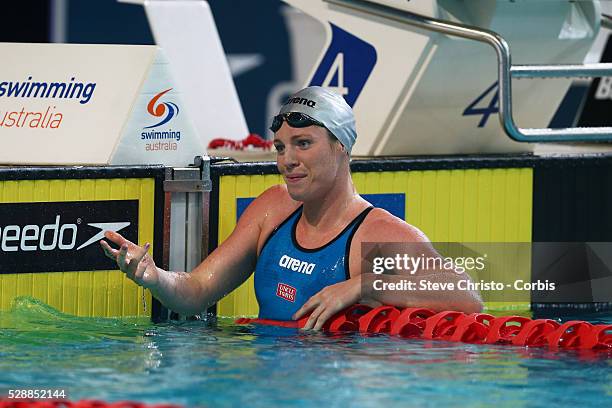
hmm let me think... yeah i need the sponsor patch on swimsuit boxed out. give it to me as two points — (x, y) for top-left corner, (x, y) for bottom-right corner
(276, 282), (296, 302)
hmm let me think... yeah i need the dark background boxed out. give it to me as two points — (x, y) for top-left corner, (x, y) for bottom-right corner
(0, 0), (292, 137)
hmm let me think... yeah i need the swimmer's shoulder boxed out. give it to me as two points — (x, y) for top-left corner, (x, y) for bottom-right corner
(347, 207), (434, 276)
(257, 184), (300, 214)
(244, 184), (300, 229)
(357, 207), (430, 243)
(246, 185), (300, 253)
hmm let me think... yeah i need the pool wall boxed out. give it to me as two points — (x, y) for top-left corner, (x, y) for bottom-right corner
(0, 166), (166, 318)
(1, 154), (611, 320)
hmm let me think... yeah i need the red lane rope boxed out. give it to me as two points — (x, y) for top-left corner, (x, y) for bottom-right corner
(236, 305), (612, 351)
(0, 400), (182, 407)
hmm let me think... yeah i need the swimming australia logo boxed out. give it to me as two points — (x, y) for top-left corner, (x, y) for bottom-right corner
(141, 88), (182, 152)
(278, 254), (315, 275)
(144, 88), (179, 129)
(285, 97), (316, 108)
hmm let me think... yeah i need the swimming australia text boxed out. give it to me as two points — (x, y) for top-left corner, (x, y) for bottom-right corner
(0, 76), (96, 104)
(141, 129), (181, 141)
(278, 254), (315, 275)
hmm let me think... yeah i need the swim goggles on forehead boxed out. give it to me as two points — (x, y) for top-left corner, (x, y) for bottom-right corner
(269, 112), (325, 133)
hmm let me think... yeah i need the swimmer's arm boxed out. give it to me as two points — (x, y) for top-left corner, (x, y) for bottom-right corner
(358, 216), (483, 313)
(296, 220), (481, 330)
(360, 273), (483, 313)
(153, 198), (266, 315)
(149, 233), (257, 315)
(103, 190), (268, 315)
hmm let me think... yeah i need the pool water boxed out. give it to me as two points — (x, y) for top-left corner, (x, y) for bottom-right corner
(0, 297), (610, 407)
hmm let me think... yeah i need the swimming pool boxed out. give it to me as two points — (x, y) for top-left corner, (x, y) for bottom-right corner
(0, 297), (610, 407)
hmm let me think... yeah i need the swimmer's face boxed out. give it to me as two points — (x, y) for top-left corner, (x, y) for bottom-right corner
(274, 121), (345, 202)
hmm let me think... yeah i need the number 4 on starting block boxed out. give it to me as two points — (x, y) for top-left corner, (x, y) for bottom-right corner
(309, 24), (377, 107)
(463, 81), (499, 128)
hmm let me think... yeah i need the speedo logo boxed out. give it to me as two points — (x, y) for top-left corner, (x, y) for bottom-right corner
(0, 215), (129, 252)
(278, 254), (315, 275)
(285, 97), (316, 108)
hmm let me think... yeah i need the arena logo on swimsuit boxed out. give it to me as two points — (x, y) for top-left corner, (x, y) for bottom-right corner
(278, 254), (315, 275)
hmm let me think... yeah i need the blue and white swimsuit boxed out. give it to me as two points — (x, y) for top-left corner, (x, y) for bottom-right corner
(254, 206), (373, 320)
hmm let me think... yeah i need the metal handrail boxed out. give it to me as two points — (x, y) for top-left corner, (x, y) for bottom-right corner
(602, 13), (612, 30)
(324, 0), (612, 142)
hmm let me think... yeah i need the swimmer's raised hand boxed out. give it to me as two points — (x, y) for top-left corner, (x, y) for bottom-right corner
(100, 231), (160, 289)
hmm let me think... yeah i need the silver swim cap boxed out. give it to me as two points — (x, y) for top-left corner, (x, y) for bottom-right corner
(275, 86), (356, 153)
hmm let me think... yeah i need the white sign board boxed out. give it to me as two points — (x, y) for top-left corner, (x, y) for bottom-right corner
(0, 42), (204, 166)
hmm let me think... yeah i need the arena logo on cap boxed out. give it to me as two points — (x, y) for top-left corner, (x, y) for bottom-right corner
(285, 97), (316, 108)
(141, 88), (182, 152)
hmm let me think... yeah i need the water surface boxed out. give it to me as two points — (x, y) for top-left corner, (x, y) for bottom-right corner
(0, 298), (610, 407)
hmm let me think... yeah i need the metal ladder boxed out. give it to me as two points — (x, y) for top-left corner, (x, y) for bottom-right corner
(325, 0), (612, 143)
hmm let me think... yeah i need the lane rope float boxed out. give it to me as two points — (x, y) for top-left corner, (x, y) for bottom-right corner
(236, 304), (612, 350)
